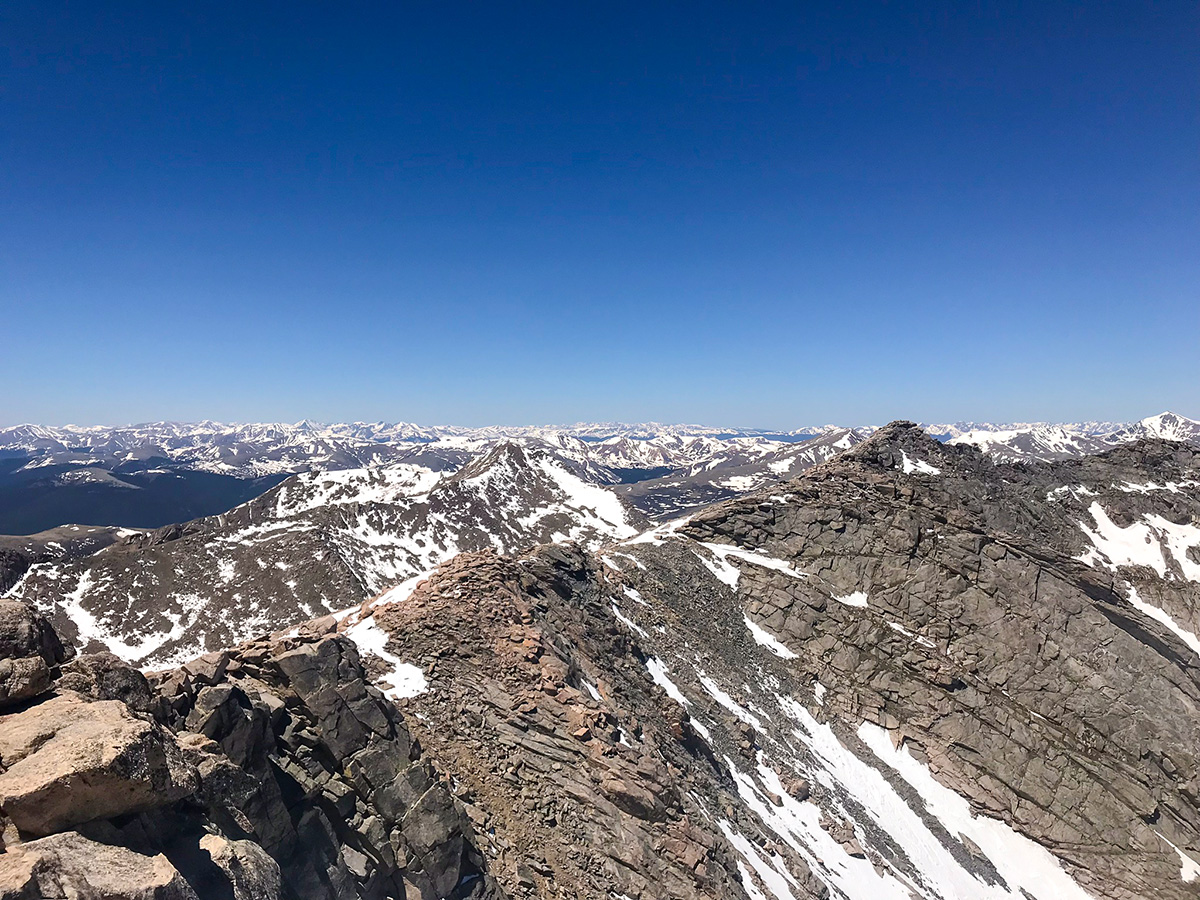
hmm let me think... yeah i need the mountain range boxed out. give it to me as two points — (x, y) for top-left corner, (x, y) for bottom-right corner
(0, 411), (1199, 900)
(1, 413), (1196, 535)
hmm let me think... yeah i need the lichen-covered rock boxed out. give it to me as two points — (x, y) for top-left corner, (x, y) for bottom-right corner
(0, 831), (199, 900)
(0, 693), (198, 835)
(0, 600), (69, 666)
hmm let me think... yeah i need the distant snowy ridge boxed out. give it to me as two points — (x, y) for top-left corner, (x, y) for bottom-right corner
(948, 412), (1200, 463)
(4, 411), (1194, 473)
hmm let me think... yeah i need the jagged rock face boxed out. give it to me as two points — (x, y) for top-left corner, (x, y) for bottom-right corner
(365, 549), (760, 900)
(0, 608), (504, 900)
(654, 427), (1200, 899)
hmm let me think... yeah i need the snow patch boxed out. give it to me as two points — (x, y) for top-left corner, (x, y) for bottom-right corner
(900, 450), (941, 476)
(646, 657), (690, 706)
(857, 721), (1095, 900)
(344, 615), (427, 699)
(744, 614), (799, 659)
(719, 821), (798, 900)
(612, 604), (649, 638)
(833, 591), (869, 608)
(1158, 833), (1200, 883)
(702, 542), (807, 582)
(1077, 502), (1200, 582)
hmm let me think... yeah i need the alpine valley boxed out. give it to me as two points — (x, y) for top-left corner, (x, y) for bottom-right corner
(1, 411), (1199, 900)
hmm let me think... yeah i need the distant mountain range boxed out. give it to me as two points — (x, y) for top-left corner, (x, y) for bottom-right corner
(0, 413), (1195, 535)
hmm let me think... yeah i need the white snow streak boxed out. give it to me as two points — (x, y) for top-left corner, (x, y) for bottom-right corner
(645, 657), (689, 706)
(900, 450), (941, 476)
(1125, 585), (1200, 659)
(833, 591), (869, 608)
(744, 614), (799, 659)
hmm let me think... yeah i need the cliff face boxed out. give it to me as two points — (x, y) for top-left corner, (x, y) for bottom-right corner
(2, 425), (1198, 900)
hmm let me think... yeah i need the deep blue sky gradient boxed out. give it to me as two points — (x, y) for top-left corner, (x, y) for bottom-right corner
(3, 2), (1197, 427)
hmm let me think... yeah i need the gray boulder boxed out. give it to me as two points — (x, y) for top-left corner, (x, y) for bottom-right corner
(0, 600), (69, 666)
(0, 657), (51, 710)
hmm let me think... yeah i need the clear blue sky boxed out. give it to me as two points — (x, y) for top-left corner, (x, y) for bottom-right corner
(3, 1), (1197, 427)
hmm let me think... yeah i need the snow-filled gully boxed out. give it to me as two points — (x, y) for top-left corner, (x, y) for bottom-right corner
(632, 619), (1098, 900)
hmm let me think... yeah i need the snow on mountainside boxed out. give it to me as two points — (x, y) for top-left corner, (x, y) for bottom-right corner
(1112, 411), (1200, 444)
(0, 422), (863, 534)
(2, 414), (1197, 536)
(336, 425), (1200, 900)
(948, 425), (1115, 463)
(949, 412), (1200, 463)
(4, 422), (1200, 900)
(2, 412), (1194, 482)
(617, 428), (873, 520)
(5, 442), (645, 666)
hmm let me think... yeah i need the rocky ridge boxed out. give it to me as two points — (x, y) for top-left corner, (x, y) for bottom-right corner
(0, 599), (502, 900)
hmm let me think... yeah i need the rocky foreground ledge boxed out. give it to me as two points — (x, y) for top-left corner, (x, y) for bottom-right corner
(0, 598), (499, 900)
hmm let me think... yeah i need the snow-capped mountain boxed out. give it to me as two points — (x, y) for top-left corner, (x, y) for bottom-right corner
(0, 423), (856, 534)
(921, 419), (1129, 440)
(1111, 411), (1200, 444)
(6, 442), (645, 665)
(617, 428), (873, 519)
(948, 424), (1115, 463)
(949, 412), (1200, 463)
(2, 414), (1197, 536)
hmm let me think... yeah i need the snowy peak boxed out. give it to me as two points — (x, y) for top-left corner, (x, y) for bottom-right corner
(949, 424), (1114, 463)
(6, 440), (645, 665)
(1115, 411), (1200, 443)
(946, 412), (1200, 464)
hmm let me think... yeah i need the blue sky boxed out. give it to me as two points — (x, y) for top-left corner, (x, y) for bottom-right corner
(3, 1), (1197, 427)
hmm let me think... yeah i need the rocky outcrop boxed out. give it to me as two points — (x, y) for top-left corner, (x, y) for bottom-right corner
(0, 600), (70, 668)
(0, 601), (68, 712)
(0, 601), (504, 900)
(0, 831), (202, 900)
(0, 692), (198, 835)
